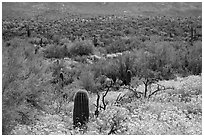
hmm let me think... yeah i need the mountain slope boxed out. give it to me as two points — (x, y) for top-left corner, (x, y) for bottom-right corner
(2, 2), (202, 19)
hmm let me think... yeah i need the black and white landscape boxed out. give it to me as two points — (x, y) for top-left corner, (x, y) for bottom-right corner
(2, 2), (202, 135)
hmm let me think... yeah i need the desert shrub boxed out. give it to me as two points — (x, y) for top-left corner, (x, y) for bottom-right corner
(128, 37), (145, 50)
(95, 47), (107, 55)
(91, 52), (136, 85)
(43, 44), (68, 59)
(79, 70), (97, 93)
(62, 68), (76, 86)
(100, 37), (114, 47)
(103, 60), (120, 83)
(131, 49), (163, 97)
(50, 59), (76, 87)
(146, 41), (177, 80)
(86, 106), (129, 135)
(2, 71), (44, 134)
(105, 38), (126, 54)
(105, 37), (143, 54)
(73, 55), (88, 64)
(28, 37), (49, 46)
(2, 38), (37, 93)
(2, 38), (48, 134)
(117, 52), (137, 85)
(169, 42), (191, 76)
(2, 80), (45, 134)
(157, 41), (202, 76)
(51, 34), (61, 44)
(28, 37), (42, 45)
(59, 37), (71, 45)
(186, 41), (202, 75)
(91, 59), (116, 81)
(69, 40), (94, 57)
(63, 83), (80, 102)
(91, 59), (119, 84)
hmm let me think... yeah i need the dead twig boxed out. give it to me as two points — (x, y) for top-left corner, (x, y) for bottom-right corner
(94, 93), (100, 117)
(101, 85), (111, 110)
(115, 93), (122, 103)
(114, 93), (127, 105)
(148, 84), (174, 98)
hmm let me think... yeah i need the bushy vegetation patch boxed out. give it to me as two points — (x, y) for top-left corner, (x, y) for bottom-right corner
(105, 37), (143, 54)
(69, 40), (94, 57)
(44, 44), (68, 59)
(43, 40), (94, 59)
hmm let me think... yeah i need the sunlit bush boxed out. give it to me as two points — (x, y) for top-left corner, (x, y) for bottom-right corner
(186, 41), (202, 75)
(79, 70), (97, 93)
(69, 40), (94, 57)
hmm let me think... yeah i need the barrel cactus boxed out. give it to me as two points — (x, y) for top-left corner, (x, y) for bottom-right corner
(73, 90), (89, 128)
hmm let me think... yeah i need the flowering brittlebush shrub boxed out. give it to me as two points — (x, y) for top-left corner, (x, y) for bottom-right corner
(86, 106), (130, 135)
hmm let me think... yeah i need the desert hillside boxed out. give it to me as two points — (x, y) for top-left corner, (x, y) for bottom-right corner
(2, 2), (202, 19)
(2, 2), (202, 135)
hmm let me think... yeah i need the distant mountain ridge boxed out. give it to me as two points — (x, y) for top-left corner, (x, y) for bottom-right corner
(2, 2), (202, 19)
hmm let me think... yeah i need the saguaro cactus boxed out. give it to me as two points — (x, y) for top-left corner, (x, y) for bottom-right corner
(40, 38), (43, 47)
(126, 70), (132, 86)
(73, 90), (89, 128)
(26, 25), (31, 37)
(93, 35), (98, 47)
(59, 72), (64, 88)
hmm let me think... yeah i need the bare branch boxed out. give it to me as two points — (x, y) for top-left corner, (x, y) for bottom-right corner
(148, 84), (174, 98)
(101, 86), (111, 110)
(99, 105), (104, 110)
(142, 80), (146, 85)
(115, 93), (122, 103)
(94, 93), (100, 117)
(121, 85), (143, 97)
